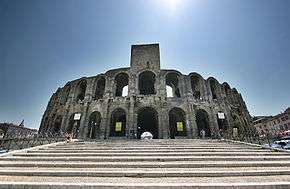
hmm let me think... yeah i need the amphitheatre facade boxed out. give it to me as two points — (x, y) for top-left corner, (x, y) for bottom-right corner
(39, 44), (252, 139)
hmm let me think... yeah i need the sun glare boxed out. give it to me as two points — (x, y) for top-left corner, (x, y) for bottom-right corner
(159, 0), (181, 12)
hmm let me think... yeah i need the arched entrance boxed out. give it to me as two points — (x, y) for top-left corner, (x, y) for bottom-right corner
(232, 114), (244, 139)
(138, 71), (156, 95)
(217, 112), (228, 137)
(137, 107), (159, 139)
(87, 111), (101, 139)
(169, 107), (187, 139)
(53, 115), (62, 133)
(67, 113), (81, 138)
(110, 108), (126, 137)
(196, 109), (211, 137)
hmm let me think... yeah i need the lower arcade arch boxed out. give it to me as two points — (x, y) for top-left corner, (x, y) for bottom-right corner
(169, 107), (187, 139)
(137, 107), (159, 139)
(87, 111), (101, 139)
(232, 114), (244, 138)
(217, 113), (229, 135)
(195, 109), (211, 137)
(67, 113), (81, 138)
(52, 115), (62, 133)
(110, 108), (126, 137)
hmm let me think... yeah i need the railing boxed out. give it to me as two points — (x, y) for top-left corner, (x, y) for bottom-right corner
(220, 127), (281, 148)
(0, 131), (65, 152)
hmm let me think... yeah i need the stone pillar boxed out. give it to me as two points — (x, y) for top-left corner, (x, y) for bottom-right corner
(79, 105), (89, 139)
(160, 108), (169, 139)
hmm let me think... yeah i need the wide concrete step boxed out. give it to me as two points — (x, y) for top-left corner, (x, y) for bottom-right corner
(45, 146), (259, 150)
(2, 167), (289, 172)
(14, 151), (289, 157)
(2, 156), (290, 162)
(29, 149), (268, 154)
(0, 169), (289, 177)
(0, 176), (290, 189)
(53, 144), (246, 148)
(1, 161), (290, 168)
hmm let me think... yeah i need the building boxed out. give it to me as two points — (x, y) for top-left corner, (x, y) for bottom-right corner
(253, 108), (290, 137)
(39, 43), (252, 139)
(0, 122), (38, 139)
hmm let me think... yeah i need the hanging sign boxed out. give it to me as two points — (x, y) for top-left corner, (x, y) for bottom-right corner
(177, 122), (184, 132)
(218, 113), (225, 119)
(115, 122), (122, 132)
(74, 113), (81, 120)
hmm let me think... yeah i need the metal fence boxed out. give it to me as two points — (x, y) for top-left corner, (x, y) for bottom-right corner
(220, 127), (281, 148)
(0, 131), (65, 152)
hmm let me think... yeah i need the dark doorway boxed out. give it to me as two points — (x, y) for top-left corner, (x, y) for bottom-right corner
(53, 115), (62, 133)
(138, 71), (156, 95)
(169, 107), (187, 139)
(110, 108), (126, 137)
(94, 76), (106, 100)
(137, 107), (159, 139)
(67, 113), (81, 138)
(87, 111), (101, 139)
(76, 80), (87, 101)
(196, 109), (211, 137)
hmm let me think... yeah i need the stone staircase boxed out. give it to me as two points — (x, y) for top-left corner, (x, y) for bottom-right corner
(0, 139), (290, 188)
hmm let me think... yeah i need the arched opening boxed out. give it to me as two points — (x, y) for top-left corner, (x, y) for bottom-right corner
(223, 83), (231, 97)
(190, 75), (202, 99)
(169, 107), (187, 139)
(87, 111), (101, 139)
(76, 80), (87, 102)
(67, 113), (81, 138)
(94, 76), (106, 100)
(196, 109), (211, 137)
(209, 79), (218, 100)
(60, 85), (70, 104)
(232, 114), (243, 138)
(110, 108), (126, 137)
(53, 115), (62, 133)
(139, 71), (156, 95)
(166, 73), (181, 98)
(137, 107), (159, 139)
(166, 85), (173, 97)
(217, 112), (228, 137)
(115, 73), (129, 97)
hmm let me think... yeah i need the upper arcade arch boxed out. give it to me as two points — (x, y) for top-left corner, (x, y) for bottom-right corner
(75, 80), (87, 102)
(207, 77), (220, 100)
(94, 76), (106, 100)
(138, 71), (156, 95)
(166, 72), (181, 98)
(189, 73), (204, 100)
(115, 73), (129, 97)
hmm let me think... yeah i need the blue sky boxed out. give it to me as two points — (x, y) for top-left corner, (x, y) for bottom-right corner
(0, 0), (290, 129)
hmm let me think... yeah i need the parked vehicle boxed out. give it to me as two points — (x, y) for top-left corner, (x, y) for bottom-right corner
(263, 136), (290, 149)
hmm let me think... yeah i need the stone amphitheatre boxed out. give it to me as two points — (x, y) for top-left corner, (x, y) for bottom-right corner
(39, 43), (252, 140)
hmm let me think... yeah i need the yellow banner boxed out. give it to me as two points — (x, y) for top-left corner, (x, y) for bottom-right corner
(177, 122), (183, 132)
(115, 122), (122, 132)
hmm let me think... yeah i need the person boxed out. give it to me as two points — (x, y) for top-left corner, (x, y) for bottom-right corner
(200, 129), (206, 139)
(219, 129), (224, 139)
(64, 132), (73, 142)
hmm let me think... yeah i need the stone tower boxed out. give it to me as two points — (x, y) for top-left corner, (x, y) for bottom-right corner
(130, 44), (160, 72)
